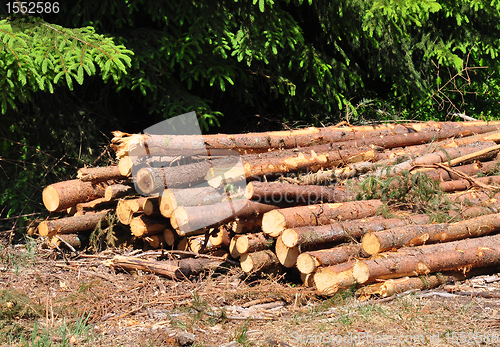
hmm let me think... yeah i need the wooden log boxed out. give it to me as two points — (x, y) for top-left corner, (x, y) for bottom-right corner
(362, 213), (500, 255)
(145, 233), (167, 249)
(356, 275), (448, 298)
(77, 165), (126, 182)
(171, 199), (279, 235)
(118, 156), (135, 177)
(143, 197), (161, 216)
(105, 255), (188, 279)
(129, 215), (169, 237)
(316, 233), (500, 295)
(421, 159), (500, 182)
(76, 197), (117, 212)
(50, 233), (86, 249)
(38, 210), (109, 237)
(229, 236), (241, 259)
(188, 234), (219, 253)
(159, 187), (224, 218)
(163, 228), (177, 246)
(262, 200), (384, 238)
(235, 232), (273, 254)
(245, 181), (353, 204)
(281, 214), (431, 248)
(176, 237), (188, 251)
(275, 235), (300, 268)
(439, 175), (500, 192)
(104, 184), (133, 201)
(312, 260), (357, 295)
(232, 217), (263, 234)
(126, 197), (149, 213)
(209, 225), (232, 247)
(116, 199), (134, 225)
(240, 249), (280, 273)
(42, 179), (110, 212)
(296, 244), (369, 274)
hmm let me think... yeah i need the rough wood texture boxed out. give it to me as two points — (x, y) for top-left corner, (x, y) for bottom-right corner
(231, 217), (263, 234)
(50, 233), (86, 249)
(209, 225), (232, 247)
(275, 235), (300, 268)
(104, 184), (133, 201)
(229, 236), (241, 259)
(106, 255), (188, 279)
(240, 249), (280, 273)
(280, 214), (431, 248)
(129, 215), (170, 237)
(356, 275), (448, 298)
(38, 210), (109, 237)
(439, 176), (500, 192)
(262, 200), (384, 238)
(296, 244), (369, 274)
(159, 187), (224, 218)
(235, 232), (273, 254)
(42, 179), (111, 212)
(77, 165), (126, 182)
(116, 199), (134, 225)
(362, 213), (500, 255)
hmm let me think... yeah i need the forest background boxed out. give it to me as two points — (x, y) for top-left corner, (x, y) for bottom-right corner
(1, 0), (500, 237)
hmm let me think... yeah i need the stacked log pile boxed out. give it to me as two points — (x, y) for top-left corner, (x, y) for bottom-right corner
(37, 121), (500, 296)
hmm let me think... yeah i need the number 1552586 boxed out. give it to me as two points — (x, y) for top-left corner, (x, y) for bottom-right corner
(6, 2), (59, 14)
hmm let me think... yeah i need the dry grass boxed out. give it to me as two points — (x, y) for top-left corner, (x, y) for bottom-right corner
(2, 239), (500, 346)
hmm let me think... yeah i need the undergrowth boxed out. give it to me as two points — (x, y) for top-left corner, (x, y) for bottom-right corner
(355, 170), (456, 222)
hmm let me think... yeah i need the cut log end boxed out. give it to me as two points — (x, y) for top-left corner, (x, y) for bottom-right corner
(42, 186), (60, 212)
(38, 222), (50, 237)
(262, 210), (286, 237)
(118, 156), (134, 176)
(296, 253), (320, 274)
(171, 207), (188, 233)
(229, 237), (241, 259)
(239, 253), (255, 273)
(361, 232), (382, 255)
(275, 236), (299, 268)
(281, 228), (299, 248)
(352, 261), (370, 284)
(235, 236), (250, 254)
(136, 168), (157, 195)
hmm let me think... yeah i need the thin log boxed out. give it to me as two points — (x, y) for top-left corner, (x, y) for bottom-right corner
(235, 232), (273, 254)
(77, 165), (126, 182)
(448, 144), (500, 166)
(104, 184), (133, 201)
(275, 235), (300, 268)
(50, 233), (86, 249)
(362, 213), (500, 255)
(229, 236), (241, 259)
(38, 210), (109, 237)
(296, 244), (369, 275)
(145, 233), (167, 249)
(356, 275), (448, 298)
(42, 179), (111, 212)
(232, 217), (263, 234)
(240, 249), (280, 273)
(116, 199), (134, 225)
(163, 228), (177, 246)
(262, 200), (384, 238)
(105, 255), (188, 279)
(171, 199), (279, 236)
(209, 225), (232, 247)
(414, 159), (500, 180)
(281, 214), (431, 248)
(129, 215), (169, 237)
(159, 187), (224, 218)
(76, 197), (117, 212)
(440, 176), (500, 192)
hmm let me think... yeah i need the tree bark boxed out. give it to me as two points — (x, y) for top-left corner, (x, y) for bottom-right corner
(235, 232), (273, 254)
(261, 200), (384, 238)
(296, 244), (369, 274)
(104, 184), (133, 201)
(159, 187), (225, 218)
(42, 179), (111, 212)
(77, 165), (126, 182)
(439, 176), (500, 192)
(129, 215), (170, 237)
(356, 275), (448, 298)
(75, 197), (117, 212)
(362, 213), (500, 255)
(280, 214), (431, 248)
(170, 199), (279, 235)
(240, 249), (280, 273)
(231, 217), (263, 234)
(38, 210), (109, 237)
(145, 233), (167, 249)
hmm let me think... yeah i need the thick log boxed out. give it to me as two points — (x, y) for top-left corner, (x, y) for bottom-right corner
(143, 197), (161, 216)
(245, 181), (353, 205)
(296, 244), (369, 274)
(77, 165), (126, 182)
(159, 187), (224, 218)
(362, 213), (500, 255)
(281, 214), (431, 248)
(171, 199), (279, 235)
(312, 260), (357, 295)
(235, 232), (273, 254)
(240, 249), (280, 273)
(129, 215), (169, 237)
(38, 210), (109, 237)
(262, 200), (384, 238)
(105, 255), (188, 279)
(42, 179), (111, 212)
(104, 184), (133, 201)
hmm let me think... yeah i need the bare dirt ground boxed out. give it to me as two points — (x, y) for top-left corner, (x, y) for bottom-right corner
(2, 240), (500, 347)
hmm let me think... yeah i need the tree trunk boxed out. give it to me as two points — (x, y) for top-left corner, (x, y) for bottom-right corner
(235, 232), (273, 254)
(171, 199), (279, 235)
(262, 200), (384, 238)
(231, 217), (263, 234)
(439, 176), (500, 192)
(42, 179), (111, 212)
(362, 213), (500, 255)
(240, 249), (280, 273)
(312, 260), (358, 295)
(209, 225), (232, 247)
(159, 187), (225, 218)
(75, 197), (117, 212)
(38, 210), (109, 237)
(116, 199), (135, 225)
(296, 244), (369, 274)
(77, 165), (126, 182)
(129, 215), (170, 237)
(245, 181), (353, 205)
(280, 214), (431, 248)
(104, 184), (133, 201)
(105, 255), (188, 279)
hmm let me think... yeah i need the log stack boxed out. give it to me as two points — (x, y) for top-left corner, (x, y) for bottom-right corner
(38, 121), (500, 297)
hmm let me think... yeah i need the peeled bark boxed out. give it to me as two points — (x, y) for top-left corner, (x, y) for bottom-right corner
(245, 181), (353, 205)
(104, 184), (133, 201)
(362, 213), (500, 255)
(235, 232), (273, 254)
(262, 200), (384, 238)
(77, 165), (126, 182)
(240, 249), (280, 273)
(415, 159), (500, 181)
(159, 187), (224, 218)
(42, 179), (111, 212)
(38, 210), (109, 237)
(171, 199), (279, 235)
(281, 214), (431, 248)
(105, 255), (188, 279)
(296, 244), (369, 274)
(129, 215), (169, 237)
